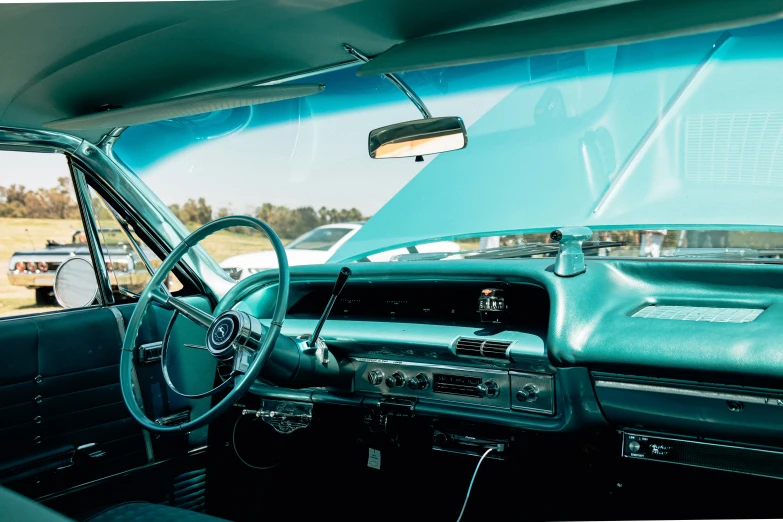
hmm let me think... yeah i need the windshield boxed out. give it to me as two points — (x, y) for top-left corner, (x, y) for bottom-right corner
(114, 19), (783, 265)
(287, 227), (354, 251)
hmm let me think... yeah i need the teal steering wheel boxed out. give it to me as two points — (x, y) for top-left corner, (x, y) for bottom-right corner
(119, 216), (290, 433)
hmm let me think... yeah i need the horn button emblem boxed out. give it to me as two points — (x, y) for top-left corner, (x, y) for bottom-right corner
(205, 310), (263, 367)
(207, 314), (239, 358)
(214, 321), (232, 344)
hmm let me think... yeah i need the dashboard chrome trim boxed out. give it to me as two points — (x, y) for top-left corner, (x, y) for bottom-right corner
(510, 371), (555, 415)
(353, 358), (511, 409)
(353, 358), (556, 415)
(594, 380), (783, 406)
(352, 357), (509, 373)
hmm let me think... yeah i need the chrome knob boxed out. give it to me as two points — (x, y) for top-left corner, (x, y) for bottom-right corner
(485, 380), (499, 398)
(367, 370), (384, 386)
(516, 384), (539, 403)
(385, 371), (406, 388)
(407, 373), (429, 390)
(476, 380), (499, 398)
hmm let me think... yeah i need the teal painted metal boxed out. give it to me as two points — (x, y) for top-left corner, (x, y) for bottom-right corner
(593, 375), (783, 446)
(552, 226), (592, 277)
(226, 256), (783, 435)
(238, 258), (783, 385)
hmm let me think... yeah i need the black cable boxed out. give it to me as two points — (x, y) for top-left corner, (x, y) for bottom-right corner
(232, 415), (280, 470)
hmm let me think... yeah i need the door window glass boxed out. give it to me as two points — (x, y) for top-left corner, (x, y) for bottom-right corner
(1, 151), (100, 317)
(87, 185), (183, 299)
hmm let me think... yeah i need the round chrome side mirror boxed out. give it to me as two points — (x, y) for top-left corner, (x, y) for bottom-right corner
(53, 257), (99, 308)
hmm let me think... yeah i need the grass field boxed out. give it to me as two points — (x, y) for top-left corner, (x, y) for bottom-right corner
(0, 218), (83, 317)
(0, 218), (277, 317)
(197, 229), (276, 265)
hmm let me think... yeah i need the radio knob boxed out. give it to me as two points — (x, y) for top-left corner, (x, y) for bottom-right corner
(433, 431), (450, 446)
(367, 370), (384, 386)
(408, 373), (429, 390)
(477, 380), (499, 398)
(385, 371), (406, 388)
(516, 384), (539, 403)
(485, 380), (499, 398)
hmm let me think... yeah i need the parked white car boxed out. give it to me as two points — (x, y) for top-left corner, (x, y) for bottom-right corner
(220, 222), (460, 280)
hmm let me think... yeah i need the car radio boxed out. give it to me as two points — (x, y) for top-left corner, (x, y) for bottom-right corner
(432, 373), (500, 398)
(353, 358), (511, 409)
(352, 358), (556, 416)
(622, 432), (783, 480)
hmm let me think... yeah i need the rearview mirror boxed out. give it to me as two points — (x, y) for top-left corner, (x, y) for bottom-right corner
(369, 117), (467, 159)
(53, 257), (99, 309)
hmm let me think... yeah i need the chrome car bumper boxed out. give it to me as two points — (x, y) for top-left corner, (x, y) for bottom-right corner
(8, 271), (141, 288)
(7, 272), (54, 287)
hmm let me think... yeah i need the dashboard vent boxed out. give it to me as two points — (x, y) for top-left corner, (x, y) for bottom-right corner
(454, 338), (512, 359)
(632, 305), (763, 323)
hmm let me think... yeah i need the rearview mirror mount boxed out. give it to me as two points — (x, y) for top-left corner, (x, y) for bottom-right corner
(368, 117), (467, 159)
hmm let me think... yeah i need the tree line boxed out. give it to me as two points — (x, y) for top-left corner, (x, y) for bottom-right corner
(0, 178), (80, 219)
(0, 181), (366, 239)
(168, 198), (366, 238)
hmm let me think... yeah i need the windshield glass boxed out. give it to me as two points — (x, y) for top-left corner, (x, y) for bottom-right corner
(287, 227), (354, 251)
(114, 19), (783, 265)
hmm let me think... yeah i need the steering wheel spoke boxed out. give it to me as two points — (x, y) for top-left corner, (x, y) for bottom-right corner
(158, 292), (215, 329)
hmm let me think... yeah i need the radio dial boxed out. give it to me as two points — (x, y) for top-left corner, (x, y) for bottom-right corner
(385, 371), (406, 388)
(408, 373), (429, 390)
(516, 383), (539, 403)
(485, 380), (499, 398)
(367, 370), (384, 386)
(477, 380), (500, 398)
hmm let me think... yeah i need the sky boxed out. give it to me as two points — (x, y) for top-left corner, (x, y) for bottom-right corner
(0, 75), (514, 217)
(125, 85), (517, 216)
(0, 151), (71, 190)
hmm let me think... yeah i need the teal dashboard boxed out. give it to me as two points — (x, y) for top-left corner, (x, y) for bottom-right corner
(234, 257), (783, 479)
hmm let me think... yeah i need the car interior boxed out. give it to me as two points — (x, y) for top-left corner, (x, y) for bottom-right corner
(3, 1), (783, 521)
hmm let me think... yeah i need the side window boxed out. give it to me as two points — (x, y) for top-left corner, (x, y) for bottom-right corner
(87, 185), (183, 300)
(1, 151), (101, 317)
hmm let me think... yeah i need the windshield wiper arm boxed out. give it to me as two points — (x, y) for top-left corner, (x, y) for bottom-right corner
(390, 240), (625, 261)
(465, 240), (626, 260)
(662, 248), (783, 259)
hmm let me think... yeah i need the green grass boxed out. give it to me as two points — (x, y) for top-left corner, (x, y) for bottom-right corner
(0, 217), (83, 316)
(198, 230), (280, 264)
(455, 239), (480, 251)
(0, 218), (286, 317)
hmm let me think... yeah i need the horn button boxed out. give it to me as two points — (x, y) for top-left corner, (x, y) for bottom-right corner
(206, 310), (263, 365)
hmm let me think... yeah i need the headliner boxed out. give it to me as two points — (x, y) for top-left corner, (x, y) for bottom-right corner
(1, 0), (781, 143)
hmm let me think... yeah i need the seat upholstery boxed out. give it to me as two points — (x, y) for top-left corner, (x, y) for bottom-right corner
(0, 484), (73, 522)
(86, 502), (228, 522)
